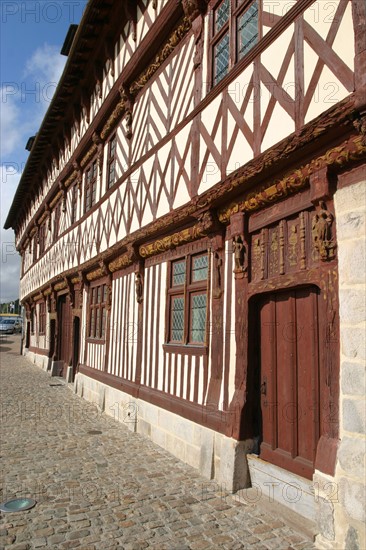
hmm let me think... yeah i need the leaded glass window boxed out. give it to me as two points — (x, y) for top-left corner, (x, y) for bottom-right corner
(171, 297), (185, 341)
(85, 159), (97, 213)
(237, 0), (258, 59)
(215, 0), (229, 31)
(167, 252), (209, 347)
(210, 0), (260, 88)
(214, 33), (230, 85)
(88, 283), (107, 340)
(192, 255), (209, 282)
(190, 294), (207, 342)
(172, 260), (186, 286)
(108, 135), (117, 189)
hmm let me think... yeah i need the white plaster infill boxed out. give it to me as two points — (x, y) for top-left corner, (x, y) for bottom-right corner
(247, 454), (316, 522)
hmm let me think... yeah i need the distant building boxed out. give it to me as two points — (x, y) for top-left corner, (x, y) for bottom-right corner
(5, 1), (365, 547)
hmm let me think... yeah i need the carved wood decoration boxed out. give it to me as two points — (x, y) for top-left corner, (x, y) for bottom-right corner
(232, 235), (247, 279)
(129, 17), (191, 96)
(119, 86), (133, 140)
(139, 211), (214, 258)
(312, 201), (336, 261)
(92, 132), (104, 177)
(108, 245), (137, 272)
(212, 251), (222, 299)
(135, 271), (143, 303)
(181, 0), (207, 23)
(249, 202), (338, 285)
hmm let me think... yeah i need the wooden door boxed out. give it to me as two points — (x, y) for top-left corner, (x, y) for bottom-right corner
(72, 316), (80, 381)
(58, 295), (72, 377)
(257, 287), (320, 480)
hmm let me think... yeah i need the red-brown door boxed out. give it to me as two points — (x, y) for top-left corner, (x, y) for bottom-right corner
(257, 287), (320, 480)
(58, 295), (72, 378)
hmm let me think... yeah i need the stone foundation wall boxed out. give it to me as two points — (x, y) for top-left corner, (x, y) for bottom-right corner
(25, 349), (49, 371)
(332, 172), (366, 549)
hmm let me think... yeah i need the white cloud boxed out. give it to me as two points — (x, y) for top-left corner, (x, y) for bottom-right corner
(0, 43), (66, 302)
(0, 93), (20, 158)
(0, 164), (22, 303)
(24, 43), (66, 94)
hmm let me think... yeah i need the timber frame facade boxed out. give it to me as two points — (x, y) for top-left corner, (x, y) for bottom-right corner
(5, 0), (366, 547)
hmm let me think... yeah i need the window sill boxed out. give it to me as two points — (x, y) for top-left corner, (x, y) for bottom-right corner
(87, 338), (106, 345)
(163, 343), (208, 356)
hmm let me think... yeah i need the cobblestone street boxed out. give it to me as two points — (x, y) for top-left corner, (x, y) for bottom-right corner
(0, 335), (315, 550)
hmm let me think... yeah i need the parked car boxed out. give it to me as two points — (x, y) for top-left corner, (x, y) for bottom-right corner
(0, 318), (17, 334)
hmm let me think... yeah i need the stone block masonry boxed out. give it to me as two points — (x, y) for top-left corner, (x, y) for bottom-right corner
(331, 170), (366, 550)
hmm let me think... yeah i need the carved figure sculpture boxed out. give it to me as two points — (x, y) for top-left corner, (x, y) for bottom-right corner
(312, 201), (335, 261)
(135, 272), (143, 304)
(213, 252), (222, 299)
(233, 235), (245, 271)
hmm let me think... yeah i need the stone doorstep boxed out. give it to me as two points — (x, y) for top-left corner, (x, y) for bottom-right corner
(235, 487), (318, 543)
(245, 454), (318, 542)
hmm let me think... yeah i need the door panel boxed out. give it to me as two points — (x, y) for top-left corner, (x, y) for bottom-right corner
(258, 287), (320, 480)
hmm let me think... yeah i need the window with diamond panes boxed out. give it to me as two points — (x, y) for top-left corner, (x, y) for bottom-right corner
(167, 253), (209, 347)
(210, 0), (259, 87)
(70, 183), (78, 224)
(39, 301), (46, 334)
(107, 135), (117, 189)
(84, 159), (97, 214)
(88, 283), (107, 341)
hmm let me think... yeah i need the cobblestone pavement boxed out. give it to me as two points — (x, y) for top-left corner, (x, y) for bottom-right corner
(0, 335), (316, 550)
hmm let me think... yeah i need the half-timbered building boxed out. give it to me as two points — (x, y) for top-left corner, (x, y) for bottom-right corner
(5, 0), (366, 546)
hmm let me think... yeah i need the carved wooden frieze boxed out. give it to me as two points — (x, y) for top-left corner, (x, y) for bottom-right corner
(139, 211), (214, 258)
(49, 190), (63, 210)
(219, 133), (366, 224)
(101, 97), (126, 141)
(108, 245), (137, 272)
(129, 17), (191, 96)
(80, 143), (97, 169)
(54, 281), (67, 292)
(219, 172), (309, 223)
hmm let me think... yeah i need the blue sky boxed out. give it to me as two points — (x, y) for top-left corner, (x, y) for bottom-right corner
(0, 1), (88, 303)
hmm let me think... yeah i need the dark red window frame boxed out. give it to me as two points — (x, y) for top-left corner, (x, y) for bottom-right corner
(39, 301), (46, 334)
(32, 235), (37, 263)
(87, 282), (107, 342)
(31, 307), (35, 334)
(84, 159), (98, 213)
(38, 223), (46, 257)
(53, 201), (61, 242)
(107, 134), (117, 189)
(70, 183), (78, 224)
(165, 252), (209, 352)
